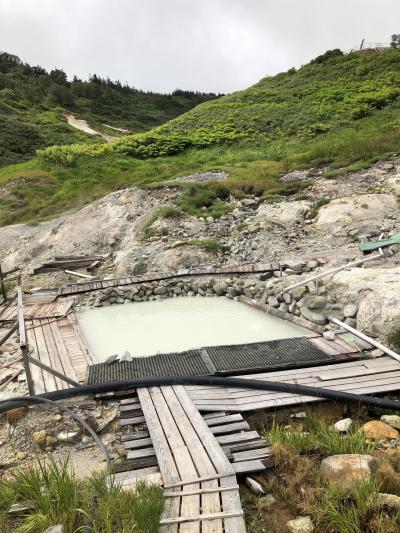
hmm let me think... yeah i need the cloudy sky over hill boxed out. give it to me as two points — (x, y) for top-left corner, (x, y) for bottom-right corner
(1, 0), (399, 93)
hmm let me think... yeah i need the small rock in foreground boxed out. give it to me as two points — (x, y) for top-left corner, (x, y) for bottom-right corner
(362, 420), (400, 441)
(44, 526), (63, 533)
(375, 493), (400, 511)
(57, 431), (80, 443)
(380, 415), (400, 430)
(333, 418), (353, 433)
(320, 454), (378, 489)
(286, 515), (314, 533)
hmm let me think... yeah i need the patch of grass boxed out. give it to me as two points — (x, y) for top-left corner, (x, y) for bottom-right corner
(142, 205), (181, 239)
(0, 457), (164, 533)
(177, 239), (225, 253)
(266, 414), (376, 456)
(177, 182), (233, 219)
(310, 196), (331, 218)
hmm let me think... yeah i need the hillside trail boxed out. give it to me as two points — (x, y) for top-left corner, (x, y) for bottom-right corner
(64, 114), (117, 141)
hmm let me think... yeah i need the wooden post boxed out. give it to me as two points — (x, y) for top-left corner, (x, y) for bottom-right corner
(17, 286), (34, 396)
(0, 263), (6, 302)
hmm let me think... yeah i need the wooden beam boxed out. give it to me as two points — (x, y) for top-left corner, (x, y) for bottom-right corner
(159, 511), (243, 525)
(64, 270), (94, 279)
(164, 486), (239, 498)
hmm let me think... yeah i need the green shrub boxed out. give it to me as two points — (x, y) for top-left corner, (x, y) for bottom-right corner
(177, 239), (224, 253)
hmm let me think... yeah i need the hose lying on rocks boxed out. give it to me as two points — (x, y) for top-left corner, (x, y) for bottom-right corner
(1, 376), (399, 464)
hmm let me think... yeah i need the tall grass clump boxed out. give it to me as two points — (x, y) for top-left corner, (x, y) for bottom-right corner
(0, 457), (164, 533)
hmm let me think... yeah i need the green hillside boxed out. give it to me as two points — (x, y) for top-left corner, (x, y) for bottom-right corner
(2, 48), (400, 226)
(0, 52), (220, 166)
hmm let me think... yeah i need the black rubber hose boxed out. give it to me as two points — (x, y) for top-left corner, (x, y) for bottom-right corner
(9, 396), (111, 466)
(0, 375), (399, 412)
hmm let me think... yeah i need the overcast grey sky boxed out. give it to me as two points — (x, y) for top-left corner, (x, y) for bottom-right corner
(1, 0), (399, 93)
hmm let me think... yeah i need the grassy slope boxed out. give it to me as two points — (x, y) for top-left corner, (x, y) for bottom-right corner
(2, 48), (400, 226)
(0, 52), (219, 166)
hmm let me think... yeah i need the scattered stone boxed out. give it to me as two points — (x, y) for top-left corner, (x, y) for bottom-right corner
(259, 494), (277, 510)
(46, 435), (58, 447)
(362, 420), (400, 441)
(245, 476), (265, 495)
(53, 414), (62, 422)
(9, 502), (34, 515)
(380, 415), (400, 430)
(256, 200), (311, 227)
(375, 493), (400, 511)
(44, 526), (63, 533)
(57, 431), (80, 443)
(286, 515), (314, 533)
(105, 354), (119, 364)
(32, 430), (47, 445)
(120, 351), (133, 362)
(333, 418), (353, 433)
(323, 331), (336, 341)
(302, 295), (327, 309)
(343, 304), (358, 318)
(291, 411), (307, 419)
(300, 307), (326, 325)
(16, 451), (26, 460)
(320, 454), (378, 489)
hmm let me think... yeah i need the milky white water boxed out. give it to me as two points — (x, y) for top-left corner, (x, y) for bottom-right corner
(77, 297), (311, 362)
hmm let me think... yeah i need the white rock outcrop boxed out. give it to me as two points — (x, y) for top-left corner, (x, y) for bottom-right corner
(316, 193), (397, 227)
(256, 200), (311, 227)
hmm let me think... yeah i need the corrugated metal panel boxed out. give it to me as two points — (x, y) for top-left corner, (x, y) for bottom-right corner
(86, 338), (332, 384)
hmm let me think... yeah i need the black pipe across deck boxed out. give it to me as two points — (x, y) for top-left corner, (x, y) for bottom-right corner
(86, 337), (332, 384)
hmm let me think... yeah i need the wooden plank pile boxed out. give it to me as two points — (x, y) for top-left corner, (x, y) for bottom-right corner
(34, 255), (105, 274)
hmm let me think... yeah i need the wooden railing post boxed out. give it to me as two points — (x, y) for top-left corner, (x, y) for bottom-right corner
(17, 285), (34, 396)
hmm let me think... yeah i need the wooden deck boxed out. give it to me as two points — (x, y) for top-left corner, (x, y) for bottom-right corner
(0, 299), (73, 322)
(26, 315), (95, 394)
(113, 386), (268, 532)
(186, 355), (400, 412)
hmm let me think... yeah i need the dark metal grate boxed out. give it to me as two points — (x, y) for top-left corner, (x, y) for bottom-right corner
(86, 337), (332, 384)
(86, 350), (209, 384)
(207, 337), (332, 374)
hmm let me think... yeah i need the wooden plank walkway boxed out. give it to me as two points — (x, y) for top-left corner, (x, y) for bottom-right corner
(185, 355), (400, 412)
(56, 262), (289, 297)
(26, 315), (94, 394)
(0, 299), (73, 322)
(115, 386), (264, 532)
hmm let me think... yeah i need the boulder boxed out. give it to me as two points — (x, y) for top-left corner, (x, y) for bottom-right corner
(302, 295), (327, 309)
(380, 415), (400, 430)
(320, 454), (378, 489)
(330, 267), (400, 337)
(361, 420), (399, 441)
(333, 418), (353, 433)
(256, 200), (311, 227)
(316, 194), (397, 227)
(286, 516), (314, 533)
(300, 307), (326, 325)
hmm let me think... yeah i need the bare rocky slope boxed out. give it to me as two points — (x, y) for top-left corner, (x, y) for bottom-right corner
(1, 157), (400, 341)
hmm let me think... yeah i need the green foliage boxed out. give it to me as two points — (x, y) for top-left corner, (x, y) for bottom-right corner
(177, 182), (233, 218)
(266, 415), (376, 456)
(142, 205), (181, 238)
(0, 457), (164, 533)
(177, 239), (225, 253)
(0, 51), (220, 166)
